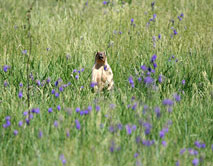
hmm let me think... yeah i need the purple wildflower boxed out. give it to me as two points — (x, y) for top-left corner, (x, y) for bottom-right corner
(75, 120), (81, 130)
(35, 108), (40, 114)
(136, 136), (141, 144)
(76, 107), (80, 113)
(22, 50), (27, 54)
(178, 16), (182, 21)
(162, 99), (174, 106)
(117, 123), (123, 130)
(132, 103), (137, 110)
(143, 122), (152, 135)
(180, 148), (186, 155)
(23, 111), (28, 116)
(96, 105), (100, 112)
(151, 54), (157, 62)
(90, 82), (97, 88)
(3, 65), (10, 72)
(158, 75), (163, 83)
(132, 125), (137, 131)
(192, 158), (199, 166)
(103, 1), (107, 5)
(134, 153), (139, 158)
(180, 13), (184, 17)
(59, 86), (64, 92)
(201, 143), (205, 148)
(176, 161), (180, 166)
(174, 30), (178, 35)
(109, 126), (114, 133)
(141, 65), (147, 71)
(26, 118), (30, 125)
(126, 125), (132, 135)
(159, 130), (165, 138)
(188, 149), (198, 155)
(18, 91), (23, 98)
(36, 80), (41, 86)
(55, 92), (59, 98)
(18, 121), (23, 127)
(128, 76), (134, 87)
(48, 108), (53, 113)
(13, 130), (18, 136)
(54, 121), (58, 127)
(162, 140), (167, 147)
(158, 34), (161, 39)
(110, 141), (115, 152)
(153, 14), (157, 19)
(182, 80), (185, 85)
(29, 114), (33, 119)
(4, 81), (8, 87)
(142, 140), (155, 146)
(104, 65), (107, 71)
(80, 111), (84, 116)
(51, 89), (55, 94)
(155, 107), (161, 118)
(66, 130), (70, 137)
(151, 1), (155, 9)
(55, 80), (59, 87)
(144, 76), (153, 84)
(5, 116), (10, 121)
(87, 106), (92, 112)
(38, 130), (43, 138)
(153, 63), (157, 69)
(46, 77), (51, 83)
(57, 105), (61, 111)
(174, 93), (181, 102)
(84, 110), (89, 115)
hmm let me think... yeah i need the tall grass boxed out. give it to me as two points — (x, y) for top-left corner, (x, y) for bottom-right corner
(0, 0), (212, 165)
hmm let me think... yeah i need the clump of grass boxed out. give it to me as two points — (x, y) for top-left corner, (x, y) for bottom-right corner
(0, 0), (212, 166)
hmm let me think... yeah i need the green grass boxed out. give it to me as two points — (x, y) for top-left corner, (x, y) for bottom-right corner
(0, 0), (213, 165)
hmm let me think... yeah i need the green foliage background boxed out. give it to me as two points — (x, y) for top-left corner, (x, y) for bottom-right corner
(0, 0), (212, 165)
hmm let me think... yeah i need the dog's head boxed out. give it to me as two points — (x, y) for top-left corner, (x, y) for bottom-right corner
(95, 51), (107, 65)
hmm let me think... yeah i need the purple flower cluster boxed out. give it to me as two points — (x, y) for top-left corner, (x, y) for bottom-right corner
(2, 116), (11, 128)
(128, 76), (134, 88)
(75, 119), (81, 130)
(125, 124), (137, 135)
(194, 141), (206, 148)
(3, 65), (10, 72)
(143, 122), (152, 135)
(142, 140), (155, 146)
(72, 68), (84, 80)
(60, 154), (66, 165)
(178, 13), (184, 21)
(159, 127), (169, 139)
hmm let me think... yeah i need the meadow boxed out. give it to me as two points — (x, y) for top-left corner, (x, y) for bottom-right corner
(0, 0), (213, 165)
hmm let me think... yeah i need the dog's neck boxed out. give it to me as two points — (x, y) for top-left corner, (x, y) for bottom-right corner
(95, 61), (107, 69)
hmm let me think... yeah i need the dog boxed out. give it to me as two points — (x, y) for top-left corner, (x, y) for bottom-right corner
(91, 51), (114, 92)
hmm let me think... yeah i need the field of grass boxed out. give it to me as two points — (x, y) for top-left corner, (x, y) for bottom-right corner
(0, 0), (213, 165)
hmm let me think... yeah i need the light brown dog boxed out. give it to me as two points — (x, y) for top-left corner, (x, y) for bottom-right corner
(91, 51), (114, 92)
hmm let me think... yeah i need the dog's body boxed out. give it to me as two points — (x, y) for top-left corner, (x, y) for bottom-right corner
(91, 52), (114, 92)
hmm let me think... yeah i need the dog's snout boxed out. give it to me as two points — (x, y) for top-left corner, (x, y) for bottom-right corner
(97, 53), (103, 59)
(99, 54), (103, 58)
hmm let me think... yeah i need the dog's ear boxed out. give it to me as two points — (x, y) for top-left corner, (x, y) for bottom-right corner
(96, 51), (100, 56)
